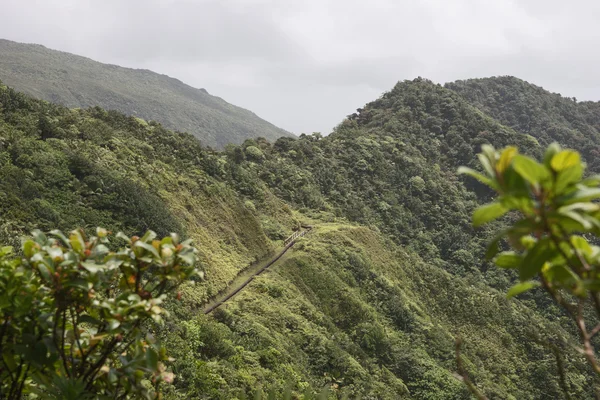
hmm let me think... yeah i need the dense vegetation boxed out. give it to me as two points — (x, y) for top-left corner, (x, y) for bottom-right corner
(2, 75), (600, 398)
(447, 76), (600, 171)
(0, 228), (198, 399)
(462, 143), (600, 397)
(0, 39), (292, 148)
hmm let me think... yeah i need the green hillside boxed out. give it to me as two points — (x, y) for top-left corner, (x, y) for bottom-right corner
(446, 76), (600, 170)
(0, 39), (292, 148)
(1, 77), (599, 398)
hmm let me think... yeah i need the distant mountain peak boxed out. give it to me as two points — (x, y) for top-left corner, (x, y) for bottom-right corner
(0, 38), (292, 148)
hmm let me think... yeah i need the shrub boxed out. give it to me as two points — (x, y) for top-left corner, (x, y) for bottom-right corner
(0, 228), (199, 399)
(461, 143), (600, 395)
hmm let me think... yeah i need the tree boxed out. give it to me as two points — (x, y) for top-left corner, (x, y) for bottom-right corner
(460, 143), (600, 394)
(244, 145), (264, 162)
(38, 114), (55, 141)
(0, 228), (199, 399)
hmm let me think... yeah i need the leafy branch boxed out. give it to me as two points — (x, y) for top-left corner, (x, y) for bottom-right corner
(0, 228), (199, 399)
(460, 143), (600, 395)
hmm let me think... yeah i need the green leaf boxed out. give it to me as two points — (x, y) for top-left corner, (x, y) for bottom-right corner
(557, 186), (600, 205)
(485, 235), (502, 260)
(108, 320), (120, 331)
(47, 247), (63, 260)
(31, 341), (50, 367)
(146, 347), (159, 371)
(583, 280), (600, 292)
(3, 352), (17, 371)
(558, 202), (600, 213)
(105, 257), (124, 270)
(503, 167), (530, 196)
(79, 314), (102, 325)
(571, 236), (592, 255)
(551, 150), (580, 172)
(477, 153), (495, 176)
(581, 174), (600, 187)
(37, 264), (52, 281)
(23, 240), (38, 258)
(554, 164), (583, 194)
(457, 166), (496, 189)
(520, 238), (558, 281)
(116, 232), (131, 244)
(547, 213), (587, 234)
(160, 236), (173, 246)
(135, 241), (161, 259)
(497, 146), (517, 173)
(543, 142), (562, 168)
(507, 281), (540, 298)
(32, 230), (47, 245)
(92, 244), (110, 258)
(127, 293), (142, 302)
(501, 195), (534, 215)
(69, 231), (85, 253)
(141, 230), (157, 243)
(512, 155), (550, 186)
(543, 264), (578, 285)
(473, 202), (508, 227)
(50, 230), (70, 247)
(178, 251), (196, 266)
(481, 144), (496, 164)
(81, 261), (103, 274)
(65, 279), (92, 291)
(495, 252), (522, 269)
(96, 227), (108, 238)
(558, 210), (593, 230)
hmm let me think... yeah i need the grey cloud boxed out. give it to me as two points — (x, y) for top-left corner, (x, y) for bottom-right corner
(1, 0), (600, 135)
(96, 1), (306, 64)
(259, 56), (422, 88)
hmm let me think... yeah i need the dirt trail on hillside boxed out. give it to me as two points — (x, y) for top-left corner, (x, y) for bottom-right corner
(203, 227), (311, 314)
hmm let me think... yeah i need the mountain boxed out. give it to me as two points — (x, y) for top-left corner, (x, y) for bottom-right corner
(0, 39), (292, 148)
(446, 76), (600, 170)
(1, 77), (599, 398)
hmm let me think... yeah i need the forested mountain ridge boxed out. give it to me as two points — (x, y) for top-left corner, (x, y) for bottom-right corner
(0, 38), (292, 148)
(1, 77), (599, 398)
(446, 76), (600, 170)
(250, 78), (540, 282)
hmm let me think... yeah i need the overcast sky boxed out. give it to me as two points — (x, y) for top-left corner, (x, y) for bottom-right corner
(1, 0), (600, 134)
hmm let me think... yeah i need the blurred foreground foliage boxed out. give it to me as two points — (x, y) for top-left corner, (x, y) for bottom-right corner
(0, 228), (198, 399)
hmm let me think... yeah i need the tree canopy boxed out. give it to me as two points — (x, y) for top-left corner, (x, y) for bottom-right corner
(3, 76), (600, 398)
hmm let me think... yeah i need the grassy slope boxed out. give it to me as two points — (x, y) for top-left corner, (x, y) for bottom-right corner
(168, 223), (590, 399)
(0, 39), (292, 148)
(0, 82), (297, 298)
